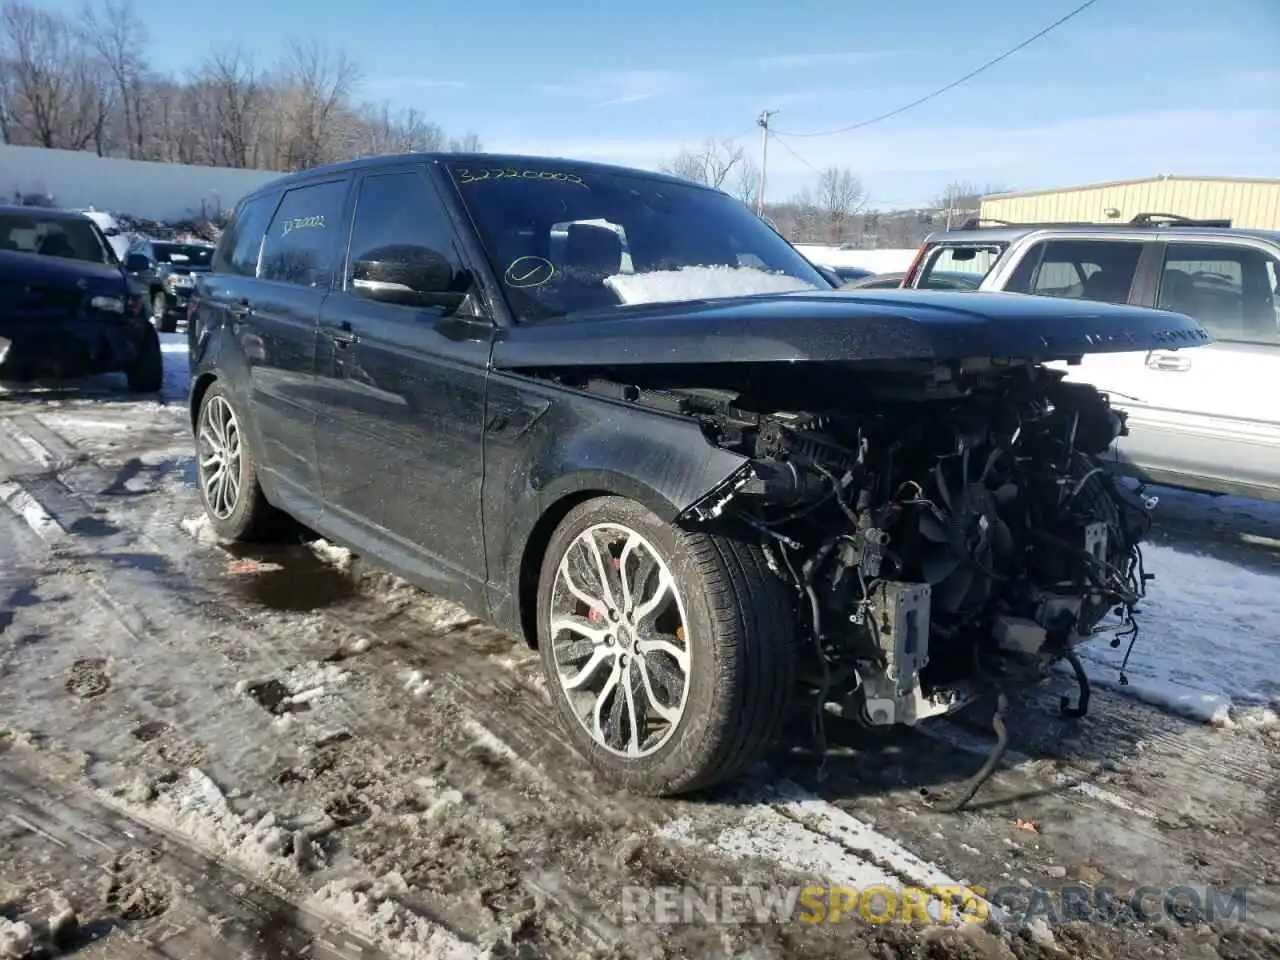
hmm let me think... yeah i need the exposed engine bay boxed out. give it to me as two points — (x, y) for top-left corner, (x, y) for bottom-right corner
(567, 356), (1157, 799)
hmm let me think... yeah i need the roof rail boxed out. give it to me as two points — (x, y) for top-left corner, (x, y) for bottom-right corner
(953, 213), (1233, 231)
(1128, 212), (1232, 227)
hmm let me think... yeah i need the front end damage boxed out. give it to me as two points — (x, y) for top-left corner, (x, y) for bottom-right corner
(604, 356), (1156, 805)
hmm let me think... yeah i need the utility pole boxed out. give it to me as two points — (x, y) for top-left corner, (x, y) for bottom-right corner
(755, 109), (777, 217)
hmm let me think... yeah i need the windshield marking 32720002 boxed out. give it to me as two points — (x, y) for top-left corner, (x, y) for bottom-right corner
(447, 162), (827, 320)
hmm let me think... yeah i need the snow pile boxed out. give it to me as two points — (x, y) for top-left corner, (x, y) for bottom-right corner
(1068, 542), (1280, 728)
(108, 768), (300, 882)
(604, 264), (818, 305)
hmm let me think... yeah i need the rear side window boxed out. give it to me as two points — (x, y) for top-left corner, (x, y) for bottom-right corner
(1156, 242), (1280, 344)
(260, 179), (348, 289)
(1007, 239), (1144, 305)
(214, 193), (277, 277)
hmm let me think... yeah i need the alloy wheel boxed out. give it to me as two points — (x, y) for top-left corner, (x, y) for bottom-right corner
(197, 395), (242, 520)
(548, 522), (691, 758)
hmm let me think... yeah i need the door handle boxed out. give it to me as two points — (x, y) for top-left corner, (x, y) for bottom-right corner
(329, 320), (359, 347)
(1144, 351), (1191, 372)
(229, 299), (250, 320)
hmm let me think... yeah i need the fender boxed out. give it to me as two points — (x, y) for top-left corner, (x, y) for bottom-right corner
(480, 374), (748, 639)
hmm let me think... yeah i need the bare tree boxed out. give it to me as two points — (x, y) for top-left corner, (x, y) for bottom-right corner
(816, 166), (865, 244)
(0, 16), (485, 176)
(352, 101), (444, 156)
(733, 157), (759, 209)
(80, 0), (148, 158)
(278, 38), (361, 170)
(660, 137), (745, 190)
(933, 179), (1011, 227)
(446, 132), (482, 152)
(0, 2), (110, 150)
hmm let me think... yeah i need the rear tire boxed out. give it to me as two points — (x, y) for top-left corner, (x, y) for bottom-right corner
(535, 495), (796, 796)
(124, 324), (163, 393)
(195, 381), (289, 542)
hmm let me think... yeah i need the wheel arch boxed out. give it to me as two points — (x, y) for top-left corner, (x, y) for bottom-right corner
(189, 371), (218, 431)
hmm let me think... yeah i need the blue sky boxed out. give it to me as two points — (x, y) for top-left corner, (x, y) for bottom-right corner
(55, 0), (1280, 207)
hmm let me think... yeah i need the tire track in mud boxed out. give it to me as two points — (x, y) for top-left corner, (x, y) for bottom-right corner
(0, 418), (524, 958)
(4, 409), (1278, 956)
(0, 752), (386, 960)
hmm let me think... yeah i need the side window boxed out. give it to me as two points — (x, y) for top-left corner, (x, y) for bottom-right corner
(260, 180), (348, 289)
(345, 171), (470, 308)
(1008, 239), (1144, 305)
(215, 193), (277, 277)
(1157, 242), (1280, 344)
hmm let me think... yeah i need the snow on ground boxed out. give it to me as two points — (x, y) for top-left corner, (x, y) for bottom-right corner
(1066, 541), (1280, 728)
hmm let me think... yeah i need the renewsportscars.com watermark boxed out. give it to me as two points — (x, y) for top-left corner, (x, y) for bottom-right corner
(620, 883), (1250, 927)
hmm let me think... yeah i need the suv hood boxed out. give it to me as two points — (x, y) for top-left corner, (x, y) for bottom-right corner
(491, 289), (1211, 369)
(0, 249), (125, 293)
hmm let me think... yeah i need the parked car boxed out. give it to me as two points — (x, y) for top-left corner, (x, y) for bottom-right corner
(187, 153), (1208, 797)
(842, 269), (983, 290)
(0, 205), (161, 391)
(124, 238), (216, 332)
(900, 215), (1280, 502)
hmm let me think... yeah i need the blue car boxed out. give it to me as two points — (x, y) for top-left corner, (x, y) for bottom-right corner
(0, 205), (162, 391)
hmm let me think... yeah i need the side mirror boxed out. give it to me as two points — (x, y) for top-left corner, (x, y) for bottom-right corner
(125, 253), (151, 272)
(350, 246), (465, 309)
(103, 226), (121, 237)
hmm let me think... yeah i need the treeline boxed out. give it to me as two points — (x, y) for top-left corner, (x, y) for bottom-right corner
(0, 0), (481, 171)
(661, 139), (1008, 248)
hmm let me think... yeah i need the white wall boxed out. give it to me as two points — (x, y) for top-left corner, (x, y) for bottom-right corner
(0, 145), (280, 221)
(793, 244), (919, 275)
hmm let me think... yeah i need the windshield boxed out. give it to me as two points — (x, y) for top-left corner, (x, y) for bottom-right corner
(153, 243), (214, 267)
(0, 213), (116, 266)
(445, 161), (827, 321)
(916, 242), (1006, 288)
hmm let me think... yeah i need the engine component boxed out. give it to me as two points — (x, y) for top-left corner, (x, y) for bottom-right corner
(675, 361), (1153, 808)
(857, 581), (943, 726)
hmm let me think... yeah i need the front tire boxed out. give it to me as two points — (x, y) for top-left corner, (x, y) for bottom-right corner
(124, 324), (163, 393)
(536, 495), (796, 796)
(195, 382), (288, 541)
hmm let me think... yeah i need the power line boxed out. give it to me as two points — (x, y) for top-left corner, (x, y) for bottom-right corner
(772, 0), (1102, 139)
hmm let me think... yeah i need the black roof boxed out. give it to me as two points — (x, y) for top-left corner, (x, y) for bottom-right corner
(248, 151), (712, 197)
(0, 204), (96, 220)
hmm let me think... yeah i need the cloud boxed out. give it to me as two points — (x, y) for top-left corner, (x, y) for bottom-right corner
(538, 69), (691, 107)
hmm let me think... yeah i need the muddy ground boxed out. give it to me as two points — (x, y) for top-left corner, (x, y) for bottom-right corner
(2, 364), (1279, 960)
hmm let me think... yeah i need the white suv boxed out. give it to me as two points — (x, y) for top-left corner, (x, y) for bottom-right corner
(898, 216), (1280, 502)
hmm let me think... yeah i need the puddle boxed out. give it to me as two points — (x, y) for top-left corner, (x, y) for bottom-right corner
(220, 543), (357, 612)
(68, 515), (121, 537)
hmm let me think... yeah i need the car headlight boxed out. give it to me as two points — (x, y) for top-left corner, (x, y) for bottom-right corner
(90, 295), (126, 314)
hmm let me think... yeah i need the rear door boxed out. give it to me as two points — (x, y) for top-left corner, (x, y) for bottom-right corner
(1131, 236), (1280, 497)
(313, 164), (492, 603)
(246, 176), (351, 501)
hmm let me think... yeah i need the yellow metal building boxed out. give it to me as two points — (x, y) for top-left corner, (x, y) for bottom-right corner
(979, 175), (1280, 230)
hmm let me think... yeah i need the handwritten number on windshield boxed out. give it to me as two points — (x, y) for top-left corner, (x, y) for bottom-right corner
(455, 168), (587, 188)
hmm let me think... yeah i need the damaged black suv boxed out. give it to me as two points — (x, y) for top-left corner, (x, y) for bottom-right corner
(187, 153), (1211, 798)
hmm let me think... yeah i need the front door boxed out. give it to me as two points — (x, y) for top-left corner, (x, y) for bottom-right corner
(313, 165), (492, 605)
(243, 176), (351, 506)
